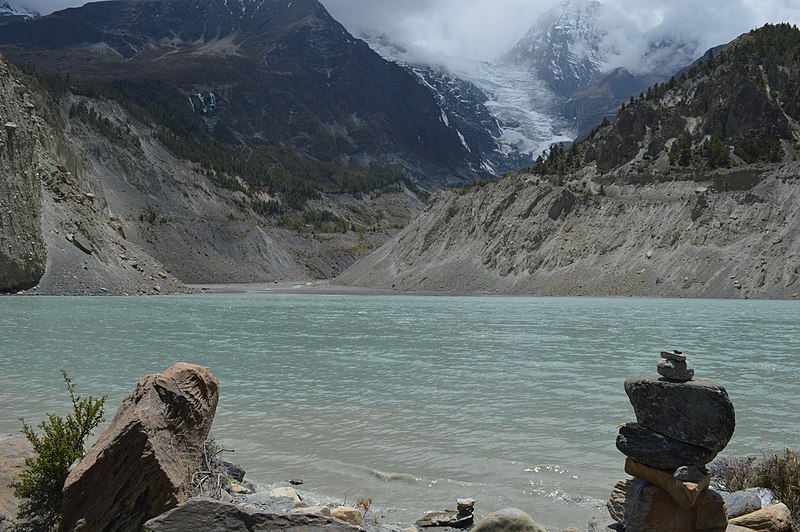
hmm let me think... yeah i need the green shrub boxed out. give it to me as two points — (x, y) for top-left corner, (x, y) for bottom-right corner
(15, 371), (106, 530)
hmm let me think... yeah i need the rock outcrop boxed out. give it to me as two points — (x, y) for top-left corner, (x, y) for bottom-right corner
(144, 498), (362, 532)
(0, 57), (46, 292)
(61, 363), (219, 532)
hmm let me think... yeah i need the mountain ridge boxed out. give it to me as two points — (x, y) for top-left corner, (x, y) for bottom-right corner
(334, 24), (800, 299)
(0, 0), (484, 199)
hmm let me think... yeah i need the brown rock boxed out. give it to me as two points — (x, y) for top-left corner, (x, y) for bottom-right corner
(624, 457), (710, 509)
(228, 481), (252, 495)
(61, 363), (219, 532)
(608, 479), (727, 531)
(728, 503), (792, 532)
(331, 506), (364, 527)
(693, 489), (729, 531)
(0, 438), (33, 527)
(71, 231), (94, 255)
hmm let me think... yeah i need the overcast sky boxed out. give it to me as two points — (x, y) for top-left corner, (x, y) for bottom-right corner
(17, 0), (800, 66)
(321, 0), (800, 63)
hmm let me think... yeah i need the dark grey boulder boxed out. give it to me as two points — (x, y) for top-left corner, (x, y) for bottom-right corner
(721, 490), (762, 518)
(144, 497), (361, 531)
(221, 460), (245, 482)
(616, 423), (718, 469)
(624, 376), (735, 452)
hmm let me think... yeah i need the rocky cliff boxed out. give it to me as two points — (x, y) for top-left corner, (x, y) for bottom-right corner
(0, 59), (48, 291)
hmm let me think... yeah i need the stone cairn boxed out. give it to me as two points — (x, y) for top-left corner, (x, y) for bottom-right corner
(607, 350), (735, 531)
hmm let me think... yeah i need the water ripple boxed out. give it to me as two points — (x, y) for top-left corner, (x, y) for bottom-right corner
(1, 295), (797, 530)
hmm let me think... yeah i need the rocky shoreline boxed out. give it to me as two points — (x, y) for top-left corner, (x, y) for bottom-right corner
(1, 358), (795, 531)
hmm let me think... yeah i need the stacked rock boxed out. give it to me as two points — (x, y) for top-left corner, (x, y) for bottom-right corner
(607, 350), (735, 531)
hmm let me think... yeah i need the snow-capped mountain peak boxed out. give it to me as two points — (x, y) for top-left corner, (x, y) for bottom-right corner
(502, 0), (607, 97)
(0, 1), (39, 22)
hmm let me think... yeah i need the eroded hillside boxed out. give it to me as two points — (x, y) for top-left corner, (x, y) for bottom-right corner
(335, 169), (800, 298)
(1, 55), (423, 295)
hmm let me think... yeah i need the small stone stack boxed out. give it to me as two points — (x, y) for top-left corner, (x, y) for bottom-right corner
(607, 350), (735, 531)
(415, 498), (475, 529)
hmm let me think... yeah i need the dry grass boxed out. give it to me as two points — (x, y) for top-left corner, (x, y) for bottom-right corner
(710, 449), (800, 530)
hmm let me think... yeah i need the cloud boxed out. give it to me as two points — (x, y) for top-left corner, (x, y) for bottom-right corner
(322, 0), (800, 68)
(322, 0), (549, 62)
(18, 0), (800, 69)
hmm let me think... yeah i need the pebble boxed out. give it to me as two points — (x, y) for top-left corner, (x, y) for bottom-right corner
(457, 498), (475, 512)
(673, 465), (706, 483)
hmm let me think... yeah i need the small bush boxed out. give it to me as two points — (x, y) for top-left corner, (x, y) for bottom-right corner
(710, 450), (800, 528)
(15, 371), (106, 530)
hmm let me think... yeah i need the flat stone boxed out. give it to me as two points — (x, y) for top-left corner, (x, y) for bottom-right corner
(661, 350), (687, 362)
(624, 376), (735, 452)
(728, 503), (792, 531)
(269, 486), (302, 503)
(657, 359), (695, 381)
(289, 506), (332, 517)
(471, 508), (546, 532)
(721, 491), (762, 518)
(145, 497), (361, 531)
(71, 231), (94, 255)
(608, 479), (727, 531)
(456, 498), (475, 511)
(416, 510), (473, 529)
(616, 423), (718, 469)
(624, 458), (710, 509)
(674, 465), (707, 483)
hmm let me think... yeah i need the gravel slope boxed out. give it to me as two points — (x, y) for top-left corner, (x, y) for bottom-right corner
(335, 166), (800, 299)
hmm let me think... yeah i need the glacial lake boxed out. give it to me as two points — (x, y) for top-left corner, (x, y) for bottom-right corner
(1, 294), (798, 529)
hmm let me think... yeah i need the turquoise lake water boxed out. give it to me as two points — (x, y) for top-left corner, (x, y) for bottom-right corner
(1, 294), (798, 529)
